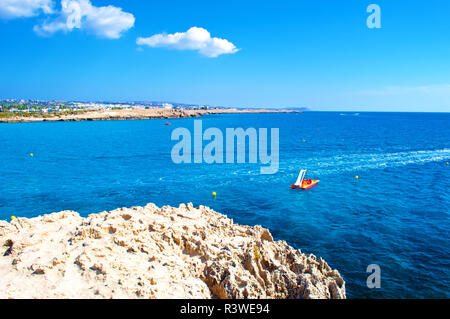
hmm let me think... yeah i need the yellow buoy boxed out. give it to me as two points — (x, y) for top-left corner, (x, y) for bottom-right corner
(11, 216), (16, 220)
(355, 176), (359, 179)
(30, 153), (34, 157)
(447, 162), (449, 165)
(212, 192), (217, 197)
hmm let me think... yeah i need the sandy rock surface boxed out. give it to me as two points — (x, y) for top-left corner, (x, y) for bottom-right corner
(0, 203), (345, 299)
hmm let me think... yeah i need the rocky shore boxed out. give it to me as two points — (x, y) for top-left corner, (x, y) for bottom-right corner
(0, 108), (300, 123)
(0, 203), (345, 299)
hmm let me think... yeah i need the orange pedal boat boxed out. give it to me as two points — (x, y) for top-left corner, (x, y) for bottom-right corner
(290, 179), (320, 190)
(290, 169), (319, 190)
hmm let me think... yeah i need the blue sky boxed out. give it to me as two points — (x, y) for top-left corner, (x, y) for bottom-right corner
(1, 0), (450, 112)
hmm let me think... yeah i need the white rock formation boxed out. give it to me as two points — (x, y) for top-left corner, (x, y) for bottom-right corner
(0, 203), (345, 299)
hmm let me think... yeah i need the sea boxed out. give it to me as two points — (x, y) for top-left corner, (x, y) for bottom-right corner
(0, 112), (449, 298)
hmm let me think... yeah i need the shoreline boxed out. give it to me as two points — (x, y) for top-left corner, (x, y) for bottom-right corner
(0, 108), (301, 123)
(0, 203), (345, 299)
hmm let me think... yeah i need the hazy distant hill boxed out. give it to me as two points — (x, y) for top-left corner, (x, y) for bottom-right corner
(276, 107), (310, 111)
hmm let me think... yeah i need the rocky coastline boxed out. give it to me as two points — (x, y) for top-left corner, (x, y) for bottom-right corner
(0, 108), (300, 123)
(0, 203), (345, 299)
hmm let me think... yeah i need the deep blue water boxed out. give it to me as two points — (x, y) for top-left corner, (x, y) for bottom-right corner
(0, 112), (449, 298)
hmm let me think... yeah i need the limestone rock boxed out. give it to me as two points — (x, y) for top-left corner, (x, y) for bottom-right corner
(0, 204), (345, 299)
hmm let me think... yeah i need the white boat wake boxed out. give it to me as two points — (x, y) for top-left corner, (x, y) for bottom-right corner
(292, 148), (450, 175)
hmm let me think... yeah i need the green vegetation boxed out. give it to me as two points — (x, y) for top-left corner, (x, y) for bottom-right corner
(0, 105), (87, 120)
(253, 245), (262, 260)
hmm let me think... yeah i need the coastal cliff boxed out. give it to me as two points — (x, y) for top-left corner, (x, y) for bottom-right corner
(0, 203), (345, 299)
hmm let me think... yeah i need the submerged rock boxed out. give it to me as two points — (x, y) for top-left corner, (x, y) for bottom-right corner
(0, 204), (345, 299)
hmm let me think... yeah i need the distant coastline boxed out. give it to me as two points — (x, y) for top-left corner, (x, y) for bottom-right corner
(0, 108), (302, 123)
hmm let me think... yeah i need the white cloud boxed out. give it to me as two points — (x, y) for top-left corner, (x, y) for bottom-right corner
(33, 0), (135, 39)
(137, 27), (239, 58)
(0, 0), (54, 19)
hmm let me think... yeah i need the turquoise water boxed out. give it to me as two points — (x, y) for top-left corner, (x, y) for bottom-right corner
(1, 112), (449, 298)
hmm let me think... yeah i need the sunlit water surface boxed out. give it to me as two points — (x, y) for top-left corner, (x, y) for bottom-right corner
(1, 112), (449, 298)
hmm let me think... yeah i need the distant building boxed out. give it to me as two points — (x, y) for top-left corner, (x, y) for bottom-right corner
(161, 103), (174, 109)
